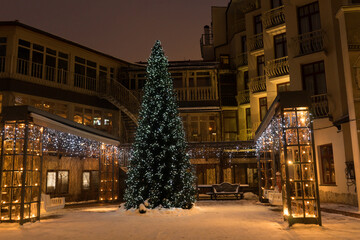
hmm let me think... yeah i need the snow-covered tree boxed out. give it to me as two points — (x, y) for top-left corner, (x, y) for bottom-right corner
(124, 40), (195, 210)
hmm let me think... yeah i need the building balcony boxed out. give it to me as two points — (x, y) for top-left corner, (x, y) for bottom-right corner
(249, 75), (266, 94)
(175, 87), (218, 102)
(236, 53), (248, 68)
(237, 89), (250, 105)
(239, 128), (253, 141)
(294, 30), (325, 56)
(311, 93), (329, 118)
(263, 6), (285, 30)
(266, 56), (289, 79)
(249, 34), (264, 52)
(0, 56), (140, 123)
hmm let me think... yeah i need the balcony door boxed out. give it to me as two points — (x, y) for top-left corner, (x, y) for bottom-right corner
(302, 61), (327, 95)
(298, 1), (321, 34)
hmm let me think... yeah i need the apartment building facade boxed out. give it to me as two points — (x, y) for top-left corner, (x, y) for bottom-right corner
(201, 0), (360, 207)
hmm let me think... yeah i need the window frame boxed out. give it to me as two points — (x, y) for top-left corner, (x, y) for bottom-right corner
(319, 144), (336, 185)
(297, 1), (321, 34)
(274, 33), (287, 59)
(259, 97), (268, 121)
(46, 170), (70, 195)
(301, 60), (327, 95)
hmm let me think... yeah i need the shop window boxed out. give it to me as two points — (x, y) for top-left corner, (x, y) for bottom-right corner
(302, 61), (327, 95)
(259, 97), (267, 121)
(46, 170), (69, 194)
(74, 107), (83, 124)
(319, 144), (336, 185)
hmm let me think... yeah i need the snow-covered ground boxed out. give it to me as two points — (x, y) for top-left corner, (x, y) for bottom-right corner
(1, 199), (360, 240)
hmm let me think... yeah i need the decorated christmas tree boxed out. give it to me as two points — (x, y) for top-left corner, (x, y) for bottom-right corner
(124, 40), (196, 210)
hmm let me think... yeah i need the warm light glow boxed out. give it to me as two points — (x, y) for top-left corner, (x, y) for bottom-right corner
(284, 208), (289, 216)
(288, 160), (293, 165)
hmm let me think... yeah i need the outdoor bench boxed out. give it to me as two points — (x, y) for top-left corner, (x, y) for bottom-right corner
(212, 182), (244, 200)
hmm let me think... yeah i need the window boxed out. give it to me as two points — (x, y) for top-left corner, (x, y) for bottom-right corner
(45, 48), (56, 81)
(0, 37), (6, 72)
(298, 1), (321, 34)
(187, 114), (217, 142)
(257, 55), (265, 76)
(74, 57), (97, 91)
(259, 97), (267, 121)
(241, 36), (247, 52)
(244, 71), (249, 89)
(302, 61), (327, 95)
(319, 144), (335, 185)
(82, 172), (91, 190)
(224, 111), (238, 141)
(277, 82), (290, 93)
(220, 55), (230, 67)
(246, 108), (251, 129)
(254, 15), (263, 34)
(46, 170), (69, 194)
(82, 171), (99, 191)
(17, 39), (30, 75)
(31, 44), (44, 79)
(271, 0), (283, 8)
(274, 33), (287, 59)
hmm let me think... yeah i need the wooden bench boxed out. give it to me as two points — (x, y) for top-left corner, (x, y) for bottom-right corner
(212, 183), (244, 200)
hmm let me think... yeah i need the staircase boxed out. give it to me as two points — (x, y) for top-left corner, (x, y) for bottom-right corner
(121, 113), (138, 143)
(98, 78), (140, 142)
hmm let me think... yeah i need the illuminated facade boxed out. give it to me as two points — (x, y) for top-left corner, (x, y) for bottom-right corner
(200, 0), (360, 210)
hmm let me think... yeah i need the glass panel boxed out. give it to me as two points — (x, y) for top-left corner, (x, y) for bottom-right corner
(83, 172), (90, 190)
(47, 172), (56, 193)
(285, 129), (298, 145)
(57, 171), (69, 194)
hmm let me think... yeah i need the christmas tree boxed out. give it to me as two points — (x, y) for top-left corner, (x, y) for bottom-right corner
(124, 40), (196, 210)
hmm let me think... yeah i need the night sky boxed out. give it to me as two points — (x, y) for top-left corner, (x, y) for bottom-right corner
(1, 0), (229, 62)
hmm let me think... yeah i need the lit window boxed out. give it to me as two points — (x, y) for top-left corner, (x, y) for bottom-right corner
(82, 172), (90, 190)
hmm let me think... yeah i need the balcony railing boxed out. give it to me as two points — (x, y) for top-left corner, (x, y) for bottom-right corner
(237, 89), (250, 105)
(239, 128), (253, 141)
(175, 87), (218, 102)
(266, 56), (289, 78)
(1, 56), (141, 123)
(263, 6), (285, 29)
(249, 75), (266, 94)
(311, 94), (329, 118)
(236, 52), (248, 67)
(249, 34), (264, 52)
(294, 30), (325, 56)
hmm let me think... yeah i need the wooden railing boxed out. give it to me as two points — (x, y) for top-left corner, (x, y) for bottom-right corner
(263, 6), (285, 29)
(99, 79), (140, 123)
(175, 87), (218, 101)
(236, 52), (248, 67)
(311, 94), (329, 118)
(249, 75), (266, 94)
(239, 128), (253, 141)
(294, 30), (325, 56)
(266, 56), (289, 78)
(237, 89), (250, 105)
(1, 56), (141, 123)
(249, 33), (264, 52)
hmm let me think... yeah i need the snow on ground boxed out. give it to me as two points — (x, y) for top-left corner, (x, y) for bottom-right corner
(1, 200), (360, 240)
